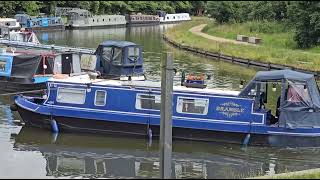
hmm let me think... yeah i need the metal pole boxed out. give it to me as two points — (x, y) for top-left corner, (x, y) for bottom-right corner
(160, 52), (174, 179)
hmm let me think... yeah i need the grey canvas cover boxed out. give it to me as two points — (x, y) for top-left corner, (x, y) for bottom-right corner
(239, 70), (320, 128)
(11, 55), (41, 83)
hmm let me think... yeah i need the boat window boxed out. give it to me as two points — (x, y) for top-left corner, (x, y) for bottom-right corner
(136, 94), (161, 111)
(102, 47), (113, 62)
(0, 59), (6, 72)
(95, 90), (107, 106)
(57, 88), (86, 104)
(177, 97), (209, 115)
(112, 47), (122, 65)
(128, 47), (140, 62)
(286, 80), (312, 105)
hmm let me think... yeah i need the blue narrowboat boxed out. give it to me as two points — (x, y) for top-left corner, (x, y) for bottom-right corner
(12, 40), (320, 146)
(14, 13), (65, 31)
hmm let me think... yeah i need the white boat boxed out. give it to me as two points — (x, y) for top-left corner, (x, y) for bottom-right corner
(157, 11), (191, 23)
(66, 9), (126, 29)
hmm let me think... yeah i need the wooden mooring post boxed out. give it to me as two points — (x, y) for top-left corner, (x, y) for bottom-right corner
(160, 52), (174, 179)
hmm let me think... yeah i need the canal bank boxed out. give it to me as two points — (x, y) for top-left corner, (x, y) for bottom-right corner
(163, 17), (320, 77)
(250, 168), (320, 179)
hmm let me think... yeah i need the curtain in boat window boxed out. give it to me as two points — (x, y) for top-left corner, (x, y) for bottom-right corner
(177, 97), (209, 115)
(136, 94), (161, 110)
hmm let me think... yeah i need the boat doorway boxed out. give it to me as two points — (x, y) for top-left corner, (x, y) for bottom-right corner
(258, 81), (282, 125)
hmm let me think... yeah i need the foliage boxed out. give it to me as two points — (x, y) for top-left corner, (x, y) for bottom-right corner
(165, 17), (320, 72)
(206, 1), (320, 49)
(287, 1), (320, 48)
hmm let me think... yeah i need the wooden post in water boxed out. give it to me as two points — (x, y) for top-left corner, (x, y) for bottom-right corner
(160, 52), (174, 179)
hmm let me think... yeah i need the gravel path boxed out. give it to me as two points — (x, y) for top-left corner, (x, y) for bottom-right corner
(189, 24), (258, 46)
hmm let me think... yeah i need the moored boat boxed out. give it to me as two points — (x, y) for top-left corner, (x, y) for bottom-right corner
(66, 9), (126, 29)
(0, 48), (84, 95)
(13, 40), (320, 146)
(126, 13), (160, 26)
(156, 11), (191, 24)
(14, 13), (65, 31)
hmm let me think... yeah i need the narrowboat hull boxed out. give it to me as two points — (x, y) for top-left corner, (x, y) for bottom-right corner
(67, 24), (126, 30)
(14, 96), (320, 147)
(0, 80), (46, 95)
(16, 103), (247, 144)
(26, 25), (65, 32)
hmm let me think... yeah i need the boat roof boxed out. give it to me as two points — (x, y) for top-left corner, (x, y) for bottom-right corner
(0, 18), (17, 22)
(48, 74), (240, 96)
(253, 69), (314, 82)
(67, 9), (90, 14)
(99, 40), (138, 48)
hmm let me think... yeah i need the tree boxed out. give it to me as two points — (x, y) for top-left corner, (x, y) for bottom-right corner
(22, 1), (42, 16)
(0, 1), (16, 17)
(287, 1), (320, 48)
(207, 1), (237, 23)
(190, 1), (206, 16)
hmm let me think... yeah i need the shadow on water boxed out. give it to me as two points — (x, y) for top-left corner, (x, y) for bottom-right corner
(10, 126), (320, 179)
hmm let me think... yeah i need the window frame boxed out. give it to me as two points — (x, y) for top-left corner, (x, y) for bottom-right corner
(176, 96), (209, 115)
(135, 93), (161, 111)
(56, 87), (86, 105)
(94, 90), (107, 106)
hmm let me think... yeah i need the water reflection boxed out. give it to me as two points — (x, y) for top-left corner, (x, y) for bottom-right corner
(13, 127), (267, 179)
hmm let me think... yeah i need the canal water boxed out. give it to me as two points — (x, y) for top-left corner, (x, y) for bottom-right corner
(1, 24), (320, 178)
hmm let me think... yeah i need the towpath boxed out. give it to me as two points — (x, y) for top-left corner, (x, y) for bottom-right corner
(188, 24), (258, 46)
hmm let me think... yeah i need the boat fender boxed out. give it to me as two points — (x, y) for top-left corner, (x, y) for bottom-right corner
(50, 118), (59, 133)
(243, 133), (251, 146)
(148, 128), (153, 139)
(10, 103), (18, 111)
(51, 132), (58, 143)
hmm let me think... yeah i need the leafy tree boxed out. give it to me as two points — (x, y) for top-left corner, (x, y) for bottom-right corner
(190, 1), (207, 16)
(207, 1), (237, 23)
(22, 1), (42, 16)
(0, 1), (19, 17)
(287, 1), (320, 48)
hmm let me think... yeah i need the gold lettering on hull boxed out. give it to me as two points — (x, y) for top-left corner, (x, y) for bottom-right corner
(216, 102), (245, 118)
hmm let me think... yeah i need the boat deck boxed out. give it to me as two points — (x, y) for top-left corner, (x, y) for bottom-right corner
(49, 74), (240, 96)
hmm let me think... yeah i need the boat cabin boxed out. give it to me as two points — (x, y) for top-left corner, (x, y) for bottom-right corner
(0, 18), (21, 30)
(94, 40), (144, 80)
(3, 30), (40, 44)
(0, 50), (82, 84)
(239, 69), (320, 128)
(15, 13), (64, 30)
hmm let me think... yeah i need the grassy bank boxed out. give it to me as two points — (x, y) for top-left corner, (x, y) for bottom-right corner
(165, 17), (320, 72)
(250, 168), (320, 179)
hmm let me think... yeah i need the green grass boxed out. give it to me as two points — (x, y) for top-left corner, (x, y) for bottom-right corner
(248, 168), (320, 179)
(165, 17), (320, 72)
(202, 21), (297, 50)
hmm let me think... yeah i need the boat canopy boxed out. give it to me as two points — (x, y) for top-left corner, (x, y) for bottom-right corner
(94, 40), (143, 78)
(7, 55), (42, 83)
(240, 69), (320, 128)
(96, 41), (138, 49)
